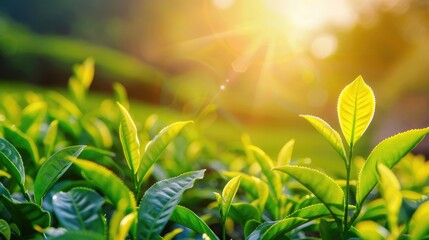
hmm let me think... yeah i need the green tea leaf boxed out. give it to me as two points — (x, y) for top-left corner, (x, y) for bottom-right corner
(356, 199), (386, 222)
(43, 120), (59, 158)
(244, 220), (261, 238)
(0, 195), (50, 236)
(300, 115), (346, 161)
(220, 175), (241, 222)
(113, 82), (130, 111)
(377, 164), (401, 237)
(118, 212), (136, 240)
(247, 221), (276, 240)
(355, 221), (388, 240)
(410, 200), (429, 240)
(277, 139), (295, 167)
(249, 146), (282, 198)
(70, 158), (136, 214)
(52, 188), (105, 232)
(3, 125), (39, 164)
(34, 145), (86, 205)
(82, 116), (113, 149)
(79, 147), (123, 176)
(170, 205), (219, 240)
(137, 170), (205, 240)
(47, 91), (82, 118)
(229, 203), (260, 226)
(222, 172), (268, 215)
(109, 199), (135, 240)
(0, 138), (25, 193)
(163, 228), (183, 240)
(137, 121), (192, 182)
(1, 95), (21, 124)
(320, 219), (342, 240)
(337, 76), (375, 146)
(68, 78), (85, 108)
(287, 203), (332, 220)
(260, 217), (308, 240)
(49, 231), (105, 240)
(0, 219), (10, 240)
(74, 58), (95, 89)
(117, 102), (140, 174)
(356, 127), (429, 207)
(273, 166), (344, 222)
(20, 101), (47, 138)
(0, 181), (11, 199)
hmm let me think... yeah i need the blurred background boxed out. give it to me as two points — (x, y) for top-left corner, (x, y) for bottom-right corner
(1, 0), (429, 172)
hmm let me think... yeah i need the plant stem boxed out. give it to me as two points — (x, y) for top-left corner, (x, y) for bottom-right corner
(222, 219), (226, 240)
(343, 146), (353, 240)
(132, 170), (139, 200)
(348, 207), (361, 229)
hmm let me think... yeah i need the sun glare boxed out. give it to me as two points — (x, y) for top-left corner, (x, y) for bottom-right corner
(171, 0), (411, 118)
(203, 0), (358, 111)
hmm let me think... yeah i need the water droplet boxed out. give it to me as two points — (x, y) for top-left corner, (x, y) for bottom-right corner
(220, 85), (226, 90)
(226, 79), (230, 83)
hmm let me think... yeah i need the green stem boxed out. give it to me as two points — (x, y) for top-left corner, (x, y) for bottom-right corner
(343, 146), (353, 240)
(348, 207), (361, 229)
(222, 219), (226, 240)
(132, 169), (139, 200)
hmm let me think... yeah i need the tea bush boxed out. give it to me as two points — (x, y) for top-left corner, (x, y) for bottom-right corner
(0, 60), (428, 239)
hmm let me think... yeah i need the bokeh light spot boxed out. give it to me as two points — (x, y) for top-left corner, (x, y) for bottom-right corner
(311, 33), (338, 59)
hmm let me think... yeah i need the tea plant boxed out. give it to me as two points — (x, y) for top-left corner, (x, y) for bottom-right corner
(1, 59), (429, 240)
(216, 77), (429, 239)
(0, 59), (218, 239)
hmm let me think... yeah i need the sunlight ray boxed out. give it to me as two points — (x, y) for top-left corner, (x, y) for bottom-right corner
(169, 25), (253, 49)
(231, 36), (265, 73)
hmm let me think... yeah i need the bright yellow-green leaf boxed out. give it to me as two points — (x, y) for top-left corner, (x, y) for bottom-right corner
(401, 190), (427, 201)
(273, 166), (344, 223)
(74, 58), (94, 89)
(70, 158), (136, 214)
(117, 102), (140, 174)
(118, 212), (136, 240)
(137, 121), (192, 182)
(68, 77), (85, 107)
(355, 221), (389, 240)
(249, 146), (282, 198)
(220, 176), (241, 222)
(410, 201), (429, 240)
(43, 120), (59, 158)
(0, 170), (11, 179)
(109, 199), (135, 240)
(47, 91), (82, 118)
(222, 171), (268, 215)
(300, 115), (346, 161)
(377, 164), (401, 237)
(2, 95), (21, 124)
(357, 127), (429, 207)
(337, 76), (375, 146)
(82, 117), (113, 149)
(163, 228), (183, 240)
(113, 82), (130, 111)
(20, 101), (47, 139)
(277, 139), (295, 166)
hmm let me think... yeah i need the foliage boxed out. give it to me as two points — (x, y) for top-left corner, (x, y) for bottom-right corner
(0, 61), (428, 239)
